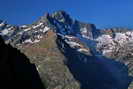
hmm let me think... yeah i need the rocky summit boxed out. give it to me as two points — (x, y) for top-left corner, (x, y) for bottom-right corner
(0, 11), (133, 89)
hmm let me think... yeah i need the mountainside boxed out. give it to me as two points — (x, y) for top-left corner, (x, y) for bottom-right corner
(0, 36), (44, 89)
(0, 11), (133, 89)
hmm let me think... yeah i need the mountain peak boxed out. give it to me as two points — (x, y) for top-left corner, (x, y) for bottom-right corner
(51, 10), (73, 24)
(52, 10), (69, 17)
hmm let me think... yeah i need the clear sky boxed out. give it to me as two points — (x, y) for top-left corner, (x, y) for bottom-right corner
(0, 0), (133, 29)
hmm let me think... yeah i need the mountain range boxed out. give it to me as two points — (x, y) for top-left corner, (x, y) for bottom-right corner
(0, 11), (133, 89)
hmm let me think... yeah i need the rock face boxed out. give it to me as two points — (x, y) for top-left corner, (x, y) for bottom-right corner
(0, 10), (132, 89)
(20, 30), (80, 89)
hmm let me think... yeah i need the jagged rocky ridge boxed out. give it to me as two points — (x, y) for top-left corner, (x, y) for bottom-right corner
(0, 11), (133, 89)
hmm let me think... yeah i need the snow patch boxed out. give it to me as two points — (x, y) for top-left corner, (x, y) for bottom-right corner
(82, 35), (90, 39)
(77, 48), (89, 52)
(114, 33), (127, 45)
(24, 39), (33, 43)
(65, 35), (74, 39)
(66, 41), (81, 47)
(42, 26), (50, 33)
(81, 27), (87, 33)
(36, 35), (43, 39)
(33, 39), (40, 43)
(1, 29), (9, 35)
(21, 25), (28, 28)
(23, 38), (40, 44)
(96, 35), (114, 46)
(0, 23), (5, 27)
(102, 50), (112, 55)
(24, 28), (31, 31)
(33, 23), (43, 29)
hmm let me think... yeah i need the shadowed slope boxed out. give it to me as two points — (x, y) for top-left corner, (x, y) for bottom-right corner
(0, 36), (45, 89)
(56, 35), (132, 89)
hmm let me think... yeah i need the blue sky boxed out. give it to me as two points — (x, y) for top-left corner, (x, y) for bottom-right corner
(0, 0), (133, 29)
